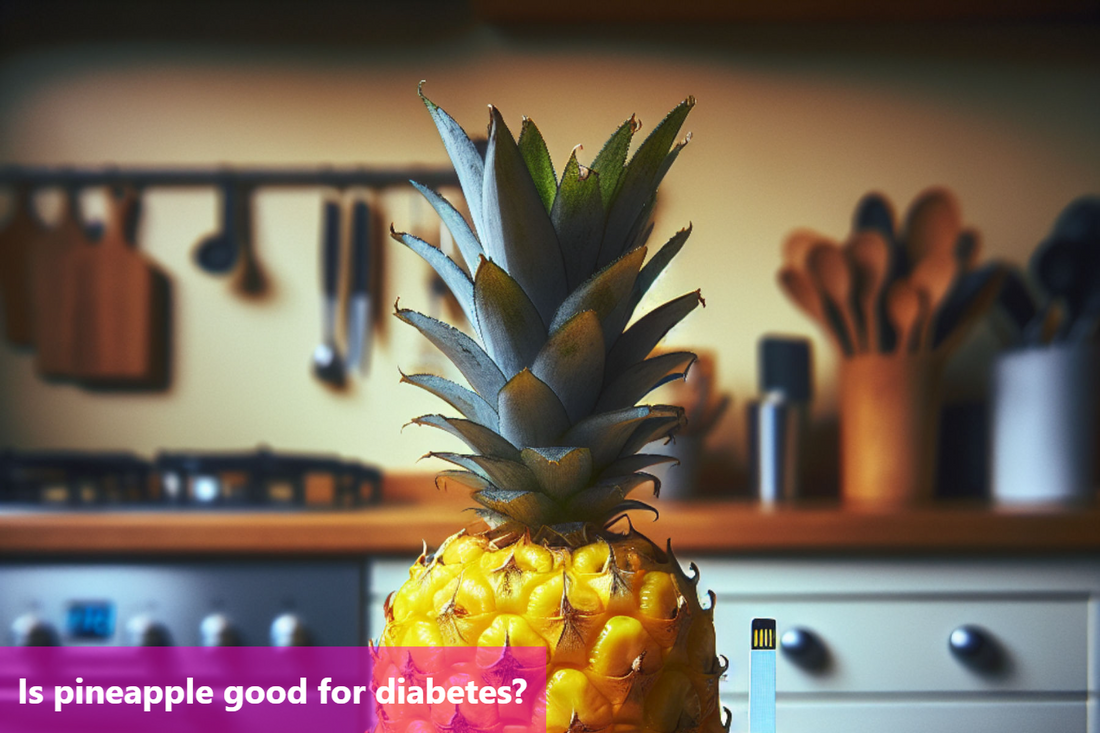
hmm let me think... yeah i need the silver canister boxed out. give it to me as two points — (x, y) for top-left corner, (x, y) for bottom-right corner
(749, 337), (812, 504)
(991, 344), (1099, 504)
(748, 393), (808, 503)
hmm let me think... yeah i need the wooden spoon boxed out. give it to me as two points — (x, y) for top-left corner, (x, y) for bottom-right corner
(904, 187), (962, 267)
(782, 228), (824, 270)
(886, 279), (923, 354)
(846, 230), (891, 353)
(778, 266), (846, 354)
(909, 253), (958, 350)
(808, 242), (860, 355)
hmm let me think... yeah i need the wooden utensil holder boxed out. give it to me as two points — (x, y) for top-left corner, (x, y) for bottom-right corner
(839, 353), (945, 505)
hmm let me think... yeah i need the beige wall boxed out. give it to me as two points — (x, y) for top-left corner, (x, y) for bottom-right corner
(1, 26), (1098, 475)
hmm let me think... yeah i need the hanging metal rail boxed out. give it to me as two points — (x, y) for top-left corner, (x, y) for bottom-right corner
(0, 165), (459, 190)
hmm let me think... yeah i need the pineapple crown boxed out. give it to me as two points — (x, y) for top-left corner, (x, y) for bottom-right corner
(393, 83), (700, 543)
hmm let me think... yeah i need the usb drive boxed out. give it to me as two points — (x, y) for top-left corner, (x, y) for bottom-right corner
(749, 618), (776, 733)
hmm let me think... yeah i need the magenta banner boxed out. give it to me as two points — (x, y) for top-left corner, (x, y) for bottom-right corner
(0, 646), (546, 733)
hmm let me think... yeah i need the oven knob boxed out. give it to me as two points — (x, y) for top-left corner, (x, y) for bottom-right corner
(780, 627), (827, 671)
(11, 614), (58, 646)
(270, 613), (310, 647)
(127, 615), (172, 646)
(200, 614), (240, 646)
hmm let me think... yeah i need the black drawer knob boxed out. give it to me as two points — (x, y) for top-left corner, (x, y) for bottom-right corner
(949, 625), (985, 658)
(949, 625), (1003, 672)
(780, 627), (828, 671)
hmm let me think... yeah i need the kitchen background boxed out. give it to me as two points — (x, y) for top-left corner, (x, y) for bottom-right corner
(1, 2), (1097, 491)
(3, 4), (1100, 731)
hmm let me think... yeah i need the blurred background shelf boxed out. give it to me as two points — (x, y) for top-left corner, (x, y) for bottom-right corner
(2, 472), (1098, 556)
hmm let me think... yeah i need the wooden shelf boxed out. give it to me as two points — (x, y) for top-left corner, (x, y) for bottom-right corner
(1, 474), (1097, 556)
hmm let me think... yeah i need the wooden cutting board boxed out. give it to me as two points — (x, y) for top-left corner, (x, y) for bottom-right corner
(33, 190), (88, 378)
(77, 187), (169, 387)
(0, 187), (44, 347)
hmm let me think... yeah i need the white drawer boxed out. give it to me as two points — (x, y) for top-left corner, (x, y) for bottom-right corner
(713, 596), (1087, 694)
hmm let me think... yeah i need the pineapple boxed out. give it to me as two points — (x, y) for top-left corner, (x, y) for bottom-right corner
(380, 84), (728, 733)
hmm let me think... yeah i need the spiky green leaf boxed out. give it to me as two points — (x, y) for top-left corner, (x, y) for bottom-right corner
(431, 453), (540, 494)
(401, 373), (498, 430)
(552, 152), (606, 292)
(560, 406), (653, 469)
(391, 227), (477, 331)
(395, 309), (505, 401)
(520, 447), (593, 501)
(497, 369), (572, 448)
(565, 474), (656, 521)
(419, 84), (486, 241)
(409, 181), (483, 276)
(474, 488), (563, 526)
(590, 115), (638, 204)
(618, 406), (686, 457)
(598, 453), (679, 480)
(474, 258), (547, 379)
(435, 470), (493, 494)
(549, 246), (646, 347)
(605, 290), (702, 381)
(482, 106), (568, 325)
(631, 225), (692, 312)
(598, 97), (694, 268)
(597, 351), (696, 412)
(517, 118), (556, 214)
(531, 310), (604, 423)
(411, 415), (520, 461)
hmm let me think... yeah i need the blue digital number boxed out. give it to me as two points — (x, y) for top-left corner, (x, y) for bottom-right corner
(66, 602), (116, 640)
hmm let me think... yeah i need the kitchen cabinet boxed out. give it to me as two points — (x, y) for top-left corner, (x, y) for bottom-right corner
(369, 553), (1100, 733)
(2, 473), (1099, 732)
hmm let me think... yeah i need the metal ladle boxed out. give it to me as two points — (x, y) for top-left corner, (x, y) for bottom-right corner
(312, 197), (345, 387)
(193, 178), (240, 274)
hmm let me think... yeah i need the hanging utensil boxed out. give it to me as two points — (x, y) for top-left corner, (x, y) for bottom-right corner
(346, 197), (371, 375)
(231, 184), (269, 297)
(193, 177), (240, 275)
(0, 185), (44, 346)
(34, 187), (87, 379)
(78, 185), (169, 386)
(312, 196), (345, 388)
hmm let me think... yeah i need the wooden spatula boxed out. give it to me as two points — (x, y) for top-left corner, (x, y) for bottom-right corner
(78, 187), (169, 387)
(0, 186), (44, 346)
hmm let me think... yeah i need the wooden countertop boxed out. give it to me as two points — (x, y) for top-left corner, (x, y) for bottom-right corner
(1, 474), (1098, 556)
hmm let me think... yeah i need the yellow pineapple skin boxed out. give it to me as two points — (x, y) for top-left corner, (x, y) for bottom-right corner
(380, 530), (727, 733)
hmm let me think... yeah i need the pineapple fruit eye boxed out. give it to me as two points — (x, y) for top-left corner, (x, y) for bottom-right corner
(546, 668), (614, 731)
(587, 616), (660, 677)
(638, 571), (680, 619)
(514, 542), (554, 573)
(572, 542), (611, 573)
(476, 613), (548, 650)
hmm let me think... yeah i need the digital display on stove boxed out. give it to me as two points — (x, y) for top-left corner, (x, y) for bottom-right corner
(66, 601), (115, 640)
